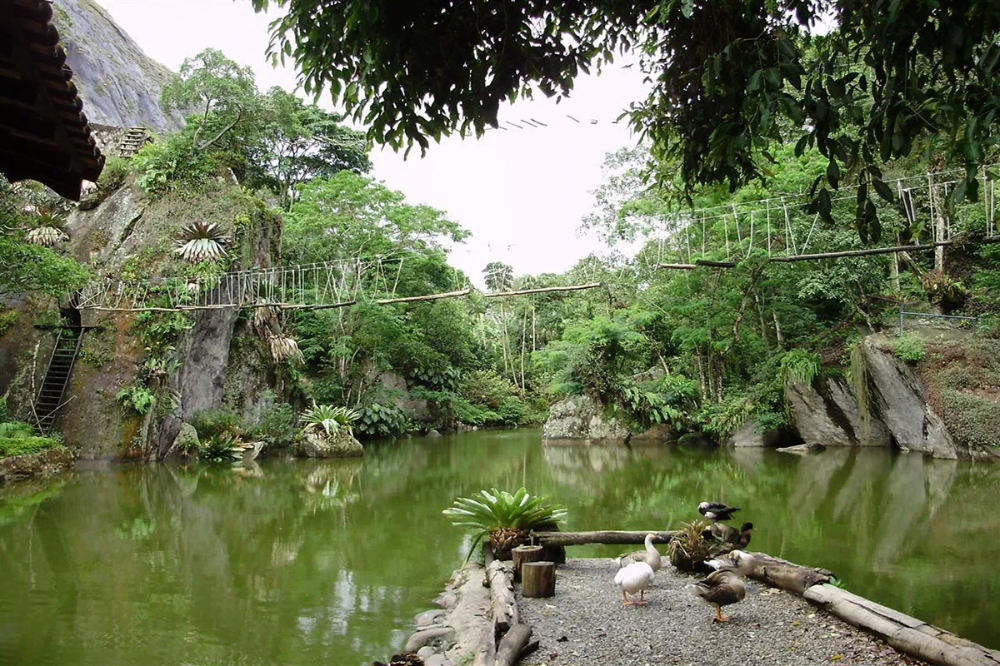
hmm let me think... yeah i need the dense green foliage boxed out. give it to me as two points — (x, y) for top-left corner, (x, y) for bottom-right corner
(0, 421), (63, 458)
(251, 0), (1000, 238)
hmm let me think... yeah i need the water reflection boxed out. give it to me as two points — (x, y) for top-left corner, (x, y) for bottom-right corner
(0, 432), (998, 665)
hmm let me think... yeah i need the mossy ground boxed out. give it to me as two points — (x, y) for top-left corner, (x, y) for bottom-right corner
(919, 338), (1000, 450)
(0, 436), (65, 458)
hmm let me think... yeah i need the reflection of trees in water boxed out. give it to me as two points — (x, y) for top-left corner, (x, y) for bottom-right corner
(4, 435), (1000, 661)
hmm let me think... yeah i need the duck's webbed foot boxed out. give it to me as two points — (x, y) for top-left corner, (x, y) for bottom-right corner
(636, 590), (647, 605)
(713, 606), (731, 622)
(621, 590), (633, 606)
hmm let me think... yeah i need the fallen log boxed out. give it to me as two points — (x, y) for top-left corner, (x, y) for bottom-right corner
(804, 584), (1000, 666)
(744, 551), (833, 595)
(531, 530), (677, 547)
(486, 560), (518, 635)
(496, 624), (533, 666)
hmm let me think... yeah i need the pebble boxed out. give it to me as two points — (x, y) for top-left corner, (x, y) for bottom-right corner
(517, 559), (923, 666)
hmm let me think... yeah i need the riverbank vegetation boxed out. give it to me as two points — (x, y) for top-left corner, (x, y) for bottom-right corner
(4, 5), (1000, 456)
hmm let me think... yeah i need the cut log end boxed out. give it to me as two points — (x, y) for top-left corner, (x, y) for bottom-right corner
(522, 561), (556, 598)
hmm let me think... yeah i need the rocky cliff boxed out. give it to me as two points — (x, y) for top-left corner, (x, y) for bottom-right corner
(784, 336), (1000, 461)
(51, 0), (184, 132)
(1, 177), (284, 460)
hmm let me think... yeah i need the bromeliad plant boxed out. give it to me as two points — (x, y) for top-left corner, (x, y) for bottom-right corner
(301, 403), (360, 439)
(175, 221), (228, 263)
(443, 487), (567, 561)
(25, 211), (69, 247)
(668, 519), (713, 573)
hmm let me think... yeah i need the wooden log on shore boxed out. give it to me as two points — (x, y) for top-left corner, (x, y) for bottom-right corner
(804, 584), (1000, 666)
(531, 530), (677, 547)
(744, 551), (833, 594)
(486, 560), (518, 635)
(511, 545), (544, 583)
(495, 624), (533, 666)
(521, 562), (556, 598)
(482, 543), (496, 588)
(472, 623), (496, 666)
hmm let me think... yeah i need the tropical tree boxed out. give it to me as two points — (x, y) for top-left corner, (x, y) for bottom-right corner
(250, 0), (1000, 238)
(247, 87), (372, 208)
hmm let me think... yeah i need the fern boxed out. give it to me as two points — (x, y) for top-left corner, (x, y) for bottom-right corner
(780, 349), (820, 386)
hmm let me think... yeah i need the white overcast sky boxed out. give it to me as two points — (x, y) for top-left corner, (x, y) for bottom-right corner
(96, 0), (651, 284)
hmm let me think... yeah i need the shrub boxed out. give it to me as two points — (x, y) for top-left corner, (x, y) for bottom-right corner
(443, 487), (567, 561)
(97, 156), (132, 192)
(244, 398), (296, 446)
(0, 309), (17, 337)
(189, 407), (244, 440)
(458, 369), (516, 409)
(0, 422), (63, 457)
(892, 335), (927, 363)
(356, 401), (411, 438)
(133, 133), (218, 195)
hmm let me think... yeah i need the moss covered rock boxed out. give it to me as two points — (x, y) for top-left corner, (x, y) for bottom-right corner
(295, 431), (364, 458)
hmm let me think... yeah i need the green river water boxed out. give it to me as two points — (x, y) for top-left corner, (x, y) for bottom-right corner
(1, 430), (999, 665)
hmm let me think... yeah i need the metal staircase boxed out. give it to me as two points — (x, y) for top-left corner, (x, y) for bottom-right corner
(33, 327), (83, 431)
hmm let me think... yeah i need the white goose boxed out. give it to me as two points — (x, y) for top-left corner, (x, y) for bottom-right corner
(614, 560), (655, 606)
(616, 533), (662, 572)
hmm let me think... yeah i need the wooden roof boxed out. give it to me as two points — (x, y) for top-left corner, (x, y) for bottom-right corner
(0, 0), (104, 200)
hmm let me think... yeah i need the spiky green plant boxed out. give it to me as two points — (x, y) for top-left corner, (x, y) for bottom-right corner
(301, 403), (353, 439)
(443, 487), (567, 561)
(175, 221), (228, 263)
(25, 212), (68, 247)
(199, 433), (241, 463)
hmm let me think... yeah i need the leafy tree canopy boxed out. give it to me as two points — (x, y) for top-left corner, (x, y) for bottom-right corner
(250, 0), (1000, 241)
(283, 171), (470, 264)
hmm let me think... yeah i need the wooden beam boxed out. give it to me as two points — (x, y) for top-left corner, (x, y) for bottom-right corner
(768, 236), (1000, 262)
(377, 288), (472, 304)
(530, 530), (677, 546)
(484, 283), (602, 298)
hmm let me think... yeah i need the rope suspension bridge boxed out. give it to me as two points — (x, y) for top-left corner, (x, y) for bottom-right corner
(74, 167), (1000, 313)
(645, 168), (1000, 270)
(75, 257), (603, 313)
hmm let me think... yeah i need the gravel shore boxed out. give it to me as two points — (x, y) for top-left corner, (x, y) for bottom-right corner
(518, 559), (922, 666)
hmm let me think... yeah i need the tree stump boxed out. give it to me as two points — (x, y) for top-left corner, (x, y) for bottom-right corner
(522, 561), (556, 598)
(511, 545), (544, 583)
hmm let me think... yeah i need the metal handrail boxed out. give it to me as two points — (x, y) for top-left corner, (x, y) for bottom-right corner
(897, 308), (978, 335)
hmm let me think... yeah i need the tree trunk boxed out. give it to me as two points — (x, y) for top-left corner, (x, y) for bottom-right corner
(519, 306), (528, 392)
(500, 301), (510, 377)
(521, 562), (556, 598)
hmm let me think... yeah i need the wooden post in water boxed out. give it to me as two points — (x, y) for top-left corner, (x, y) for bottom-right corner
(511, 545), (544, 583)
(522, 562), (556, 598)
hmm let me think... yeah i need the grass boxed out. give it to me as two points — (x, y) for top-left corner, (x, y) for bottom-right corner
(0, 435), (64, 457)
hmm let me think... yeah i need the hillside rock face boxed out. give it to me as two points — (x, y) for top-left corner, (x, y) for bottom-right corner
(51, 0), (184, 132)
(786, 376), (891, 447)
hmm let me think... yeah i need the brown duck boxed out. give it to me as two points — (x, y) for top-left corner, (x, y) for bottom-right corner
(691, 550), (755, 622)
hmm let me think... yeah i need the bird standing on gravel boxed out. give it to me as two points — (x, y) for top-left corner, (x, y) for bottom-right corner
(614, 560), (655, 606)
(616, 533), (662, 572)
(698, 501), (740, 521)
(691, 550), (755, 622)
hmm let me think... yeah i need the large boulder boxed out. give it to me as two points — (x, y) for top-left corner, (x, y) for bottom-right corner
(295, 431), (364, 458)
(862, 339), (960, 459)
(541, 394), (629, 442)
(785, 376), (891, 447)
